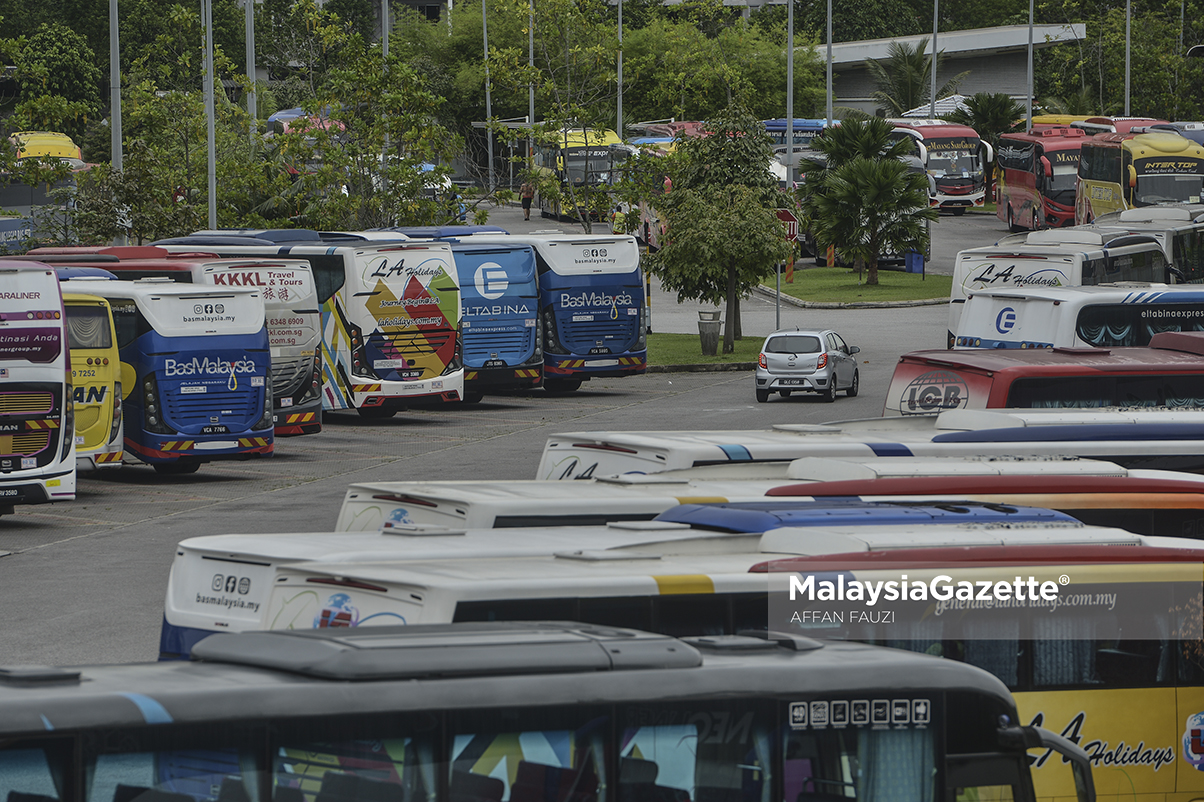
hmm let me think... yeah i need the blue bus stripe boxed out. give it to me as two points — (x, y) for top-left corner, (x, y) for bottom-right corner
(868, 443), (913, 456)
(718, 444), (753, 461)
(118, 692), (173, 724)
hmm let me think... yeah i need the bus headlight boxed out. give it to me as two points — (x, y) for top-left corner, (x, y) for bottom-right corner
(349, 324), (374, 378)
(255, 376), (274, 430)
(59, 386), (75, 462)
(636, 304), (647, 350)
(300, 351), (323, 403)
(441, 327), (463, 374)
(143, 374), (173, 434)
(542, 308), (568, 355)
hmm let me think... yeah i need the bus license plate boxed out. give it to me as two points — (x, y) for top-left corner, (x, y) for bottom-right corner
(589, 347), (611, 355)
(483, 359), (506, 368)
(202, 425), (230, 435)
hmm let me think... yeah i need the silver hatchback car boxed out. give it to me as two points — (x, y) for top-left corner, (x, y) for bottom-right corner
(755, 328), (860, 403)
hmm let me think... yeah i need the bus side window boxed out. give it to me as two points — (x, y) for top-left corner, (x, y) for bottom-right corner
(0, 740), (73, 802)
(307, 255), (346, 305)
(1078, 147), (1091, 180)
(109, 304), (145, 350)
(1081, 258), (1102, 284)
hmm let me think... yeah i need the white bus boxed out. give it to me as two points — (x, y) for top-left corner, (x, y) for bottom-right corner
(949, 229), (1169, 346)
(155, 236), (464, 416)
(0, 261), (75, 512)
(539, 408), (1204, 477)
(953, 283), (1204, 350)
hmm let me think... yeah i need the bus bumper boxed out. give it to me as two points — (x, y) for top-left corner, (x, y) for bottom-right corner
(159, 616), (220, 661)
(351, 370), (466, 408)
(274, 399), (322, 437)
(545, 353), (646, 379)
(464, 365), (543, 392)
(125, 431), (275, 465)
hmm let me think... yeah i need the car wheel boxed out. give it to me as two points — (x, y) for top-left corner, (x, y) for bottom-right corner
(846, 369), (859, 397)
(756, 388), (770, 403)
(823, 381), (837, 403)
(780, 390), (792, 397)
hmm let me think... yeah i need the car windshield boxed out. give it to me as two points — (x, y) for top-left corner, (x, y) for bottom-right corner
(766, 335), (821, 353)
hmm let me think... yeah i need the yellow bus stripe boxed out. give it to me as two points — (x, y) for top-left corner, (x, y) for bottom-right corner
(654, 575), (714, 595)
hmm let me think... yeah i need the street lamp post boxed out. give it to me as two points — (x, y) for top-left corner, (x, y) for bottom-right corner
(203, 0), (216, 229)
(1125, 0), (1131, 115)
(929, 0), (938, 119)
(245, 0), (256, 136)
(825, 0), (832, 126)
(1026, 0), (1033, 130)
(617, 0), (623, 140)
(482, 0), (494, 190)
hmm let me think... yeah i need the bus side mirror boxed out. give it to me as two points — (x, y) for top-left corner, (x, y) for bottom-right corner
(981, 141), (994, 163)
(1041, 157), (1053, 179)
(1128, 164), (1137, 187)
(917, 142), (928, 165)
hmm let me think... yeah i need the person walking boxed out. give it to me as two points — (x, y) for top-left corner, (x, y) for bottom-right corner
(520, 180), (535, 221)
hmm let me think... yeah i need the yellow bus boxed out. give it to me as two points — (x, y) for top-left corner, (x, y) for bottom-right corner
(1075, 131), (1204, 223)
(62, 292), (123, 470)
(532, 127), (632, 220)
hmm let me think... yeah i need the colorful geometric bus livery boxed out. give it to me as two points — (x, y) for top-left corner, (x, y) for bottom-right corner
(60, 279), (273, 473)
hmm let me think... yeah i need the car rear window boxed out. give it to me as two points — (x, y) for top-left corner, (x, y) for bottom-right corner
(765, 335), (821, 353)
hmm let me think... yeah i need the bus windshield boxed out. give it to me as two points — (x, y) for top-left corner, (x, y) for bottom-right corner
(1048, 162), (1079, 198)
(64, 304), (113, 349)
(927, 137), (982, 175)
(1135, 159), (1204, 205)
(564, 147), (618, 185)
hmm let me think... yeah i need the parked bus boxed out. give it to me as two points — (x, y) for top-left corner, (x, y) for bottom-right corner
(467, 233), (646, 392)
(762, 118), (828, 149)
(996, 126), (1087, 231)
(538, 408), (1204, 477)
(948, 229), (1170, 346)
(0, 261), (75, 512)
(532, 127), (631, 220)
(1075, 131), (1204, 223)
(154, 234), (465, 417)
(62, 291), (122, 469)
(761, 542), (1204, 801)
(1086, 204), (1204, 283)
(448, 240), (542, 400)
(887, 334), (1204, 416)
(60, 278), (273, 474)
(34, 245), (323, 436)
(953, 284), (1204, 351)
(1070, 115), (1168, 135)
(887, 119), (993, 214)
(0, 621), (1093, 802)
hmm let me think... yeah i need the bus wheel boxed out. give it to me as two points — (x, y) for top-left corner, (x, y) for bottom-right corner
(545, 379), (582, 394)
(0, 504), (13, 517)
(1007, 207), (1022, 233)
(462, 391), (484, 404)
(153, 461), (200, 475)
(357, 406), (396, 420)
(951, 207), (966, 216)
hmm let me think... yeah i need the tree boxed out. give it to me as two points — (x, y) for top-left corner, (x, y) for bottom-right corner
(802, 117), (936, 286)
(945, 91), (1023, 186)
(644, 103), (792, 353)
(11, 23), (103, 139)
(864, 37), (967, 117)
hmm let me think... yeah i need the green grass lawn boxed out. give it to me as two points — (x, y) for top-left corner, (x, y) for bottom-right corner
(648, 332), (762, 366)
(772, 267), (952, 304)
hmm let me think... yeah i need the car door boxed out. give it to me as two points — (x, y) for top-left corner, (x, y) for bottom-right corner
(827, 332), (851, 387)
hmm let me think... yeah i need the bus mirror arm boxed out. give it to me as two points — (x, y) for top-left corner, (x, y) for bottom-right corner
(999, 726), (1096, 802)
(1128, 164), (1138, 188)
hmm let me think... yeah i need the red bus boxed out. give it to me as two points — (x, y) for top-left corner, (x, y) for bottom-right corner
(996, 127), (1087, 231)
(884, 330), (1204, 416)
(887, 119), (992, 214)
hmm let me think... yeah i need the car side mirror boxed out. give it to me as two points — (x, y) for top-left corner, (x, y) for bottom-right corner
(849, 346), (860, 355)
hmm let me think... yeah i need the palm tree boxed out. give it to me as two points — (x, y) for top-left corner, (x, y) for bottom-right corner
(946, 92), (1024, 189)
(864, 38), (968, 117)
(802, 118), (936, 286)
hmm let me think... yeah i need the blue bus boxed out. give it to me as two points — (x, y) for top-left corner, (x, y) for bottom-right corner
(763, 118), (831, 149)
(449, 241), (542, 400)
(60, 279), (274, 474)
(655, 499), (1076, 530)
(469, 233), (646, 392)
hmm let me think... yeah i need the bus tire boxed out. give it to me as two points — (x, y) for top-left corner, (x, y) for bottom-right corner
(153, 461), (200, 475)
(462, 391), (484, 404)
(357, 406), (396, 419)
(1007, 206), (1022, 233)
(951, 207), (966, 216)
(846, 370), (859, 397)
(545, 379), (582, 394)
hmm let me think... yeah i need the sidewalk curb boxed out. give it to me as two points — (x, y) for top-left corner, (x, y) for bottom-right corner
(648, 362), (756, 373)
(755, 285), (949, 309)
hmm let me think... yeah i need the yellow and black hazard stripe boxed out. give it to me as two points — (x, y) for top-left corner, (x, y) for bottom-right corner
(238, 437), (271, 448)
(283, 412), (317, 425)
(160, 440), (195, 452)
(25, 419), (60, 430)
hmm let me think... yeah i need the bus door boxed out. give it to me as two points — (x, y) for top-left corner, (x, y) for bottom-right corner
(536, 237), (646, 392)
(94, 285), (274, 474)
(62, 293), (122, 469)
(0, 263), (75, 509)
(333, 243), (463, 416)
(202, 261), (322, 436)
(452, 243), (541, 400)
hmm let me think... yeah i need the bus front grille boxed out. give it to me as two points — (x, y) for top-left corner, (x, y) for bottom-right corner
(0, 431), (50, 457)
(464, 328), (533, 363)
(560, 318), (638, 354)
(164, 388), (259, 426)
(271, 357), (310, 396)
(0, 392), (54, 415)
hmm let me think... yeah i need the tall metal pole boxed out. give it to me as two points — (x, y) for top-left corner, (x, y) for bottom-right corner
(617, 0), (623, 139)
(825, 0), (832, 126)
(245, 0), (255, 136)
(929, 0), (938, 119)
(382, 0), (390, 202)
(786, 0), (793, 187)
(482, 0), (494, 190)
(1025, 0), (1033, 130)
(528, 0), (534, 167)
(109, 0), (125, 245)
(1124, 0), (1131, 115)
(203, 0), (217, 229)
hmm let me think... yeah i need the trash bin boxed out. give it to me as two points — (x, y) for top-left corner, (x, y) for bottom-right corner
(698, 310), (721, 356)
(905, 250), (924, 274)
